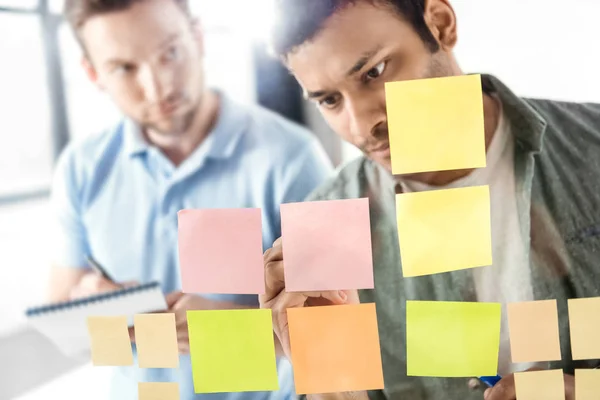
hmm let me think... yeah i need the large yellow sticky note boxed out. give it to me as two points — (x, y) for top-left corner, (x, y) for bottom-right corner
(575, 369), (600, 400)
(87, 316), (133, 366)
(385, 74), (486, 175)
(514, 370), (565, 400)
(568, 297), (600, 360)
(138, 382), (180, 400)
(406, 301), (501, 377)
(396, 186), (492, 277)
(134, 313), (179, 368)
(187, 309), (278, 393)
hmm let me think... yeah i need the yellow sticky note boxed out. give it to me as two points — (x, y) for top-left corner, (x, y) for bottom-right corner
(514, 370), (565, 400)
(507, 300), (561, 363)
(134, 313), (179, 368)
(385, 74), (486, 175)
(138, 382), (180, 400)
(575, 369), (600, 400)
(87, 316), (133, 366)
(187, 309), (278, 393)
(568, 297), (600, 360)
(396, 186), (492, 277)
(406, 301), (501, 377)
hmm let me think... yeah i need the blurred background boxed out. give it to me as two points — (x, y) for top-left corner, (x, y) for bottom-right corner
(1, 0), (600, 398)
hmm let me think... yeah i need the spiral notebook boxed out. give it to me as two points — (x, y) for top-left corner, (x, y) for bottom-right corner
(25, 282), (167, 357)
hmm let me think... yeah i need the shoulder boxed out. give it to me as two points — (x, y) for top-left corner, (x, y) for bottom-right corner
(525, 98), (600, 141)
(307, 156), (373, 201)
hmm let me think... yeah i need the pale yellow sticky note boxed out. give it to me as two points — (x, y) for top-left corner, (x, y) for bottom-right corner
(138, 382), (180, 400)
(507, 300), (561, 363)
(575, 369), (600, 400)
(514, 370), (565, 400)
(568, 297), (600, 360)
(385, 74), (486, 175)
(87, 316), (133, 366)
(396, 186), (492, 277)
(134, 313), (179, 368)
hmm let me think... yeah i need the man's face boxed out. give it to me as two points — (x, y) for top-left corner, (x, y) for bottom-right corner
(80, 0), (204, 135)
(286, 1), (457, 172)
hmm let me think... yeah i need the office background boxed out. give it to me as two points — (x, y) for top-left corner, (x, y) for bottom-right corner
(1, 0), (599, 398)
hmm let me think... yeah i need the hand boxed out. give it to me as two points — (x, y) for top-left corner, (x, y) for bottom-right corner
(69, 273), (137, 300)
(163, 291), (213, 355)
(483, 369), (574, 400)
(259, 237), (360, 360)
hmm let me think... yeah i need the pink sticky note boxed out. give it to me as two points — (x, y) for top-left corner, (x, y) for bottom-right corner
(281, 199), (374, 292)
(178, 208), (265, 294)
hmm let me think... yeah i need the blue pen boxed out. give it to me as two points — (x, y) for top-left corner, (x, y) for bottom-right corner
(479, 375), (502, 387)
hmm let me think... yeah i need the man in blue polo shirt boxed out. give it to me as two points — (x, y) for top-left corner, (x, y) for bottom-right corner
(47, 0), (332, 399)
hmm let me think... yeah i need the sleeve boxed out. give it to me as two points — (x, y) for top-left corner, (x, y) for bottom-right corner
(49, 146), (90, 268)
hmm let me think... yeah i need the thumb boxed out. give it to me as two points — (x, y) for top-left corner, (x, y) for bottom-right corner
(166, 291), (185, 307)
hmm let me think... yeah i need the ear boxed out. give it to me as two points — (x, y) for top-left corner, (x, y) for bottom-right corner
(81, 56), (105, 91)
(190, 17), (205, 57)
(423, 0), (458, 51)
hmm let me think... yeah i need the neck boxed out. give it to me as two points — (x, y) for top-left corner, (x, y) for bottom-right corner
(145, 90), (220, 166)
(397, 91), (501, 186)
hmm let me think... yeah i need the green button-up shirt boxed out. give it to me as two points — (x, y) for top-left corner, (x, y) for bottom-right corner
(306, 74), (600, 399)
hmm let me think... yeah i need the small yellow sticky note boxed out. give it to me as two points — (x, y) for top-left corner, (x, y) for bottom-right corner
(514, 370), (565, 400)
(187, 309), (278, 393)
(568, 297), (600, 360)
(575, 369), (600, 400)
(87, 316), (133, 366)
(138, 382), (180, 400)
(134, 313), (179, 368)
(385, 74), (486, 175)
(507, 300), (561, 363)
(406, 301), (501, 377)
(396, 186), (492, 277)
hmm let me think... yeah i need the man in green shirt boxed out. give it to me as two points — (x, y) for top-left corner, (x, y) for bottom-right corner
(260, 1), (600, 399)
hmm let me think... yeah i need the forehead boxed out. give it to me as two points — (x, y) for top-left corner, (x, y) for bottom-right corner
(80, 0), (188, 61)
(286, 2), (420, 89)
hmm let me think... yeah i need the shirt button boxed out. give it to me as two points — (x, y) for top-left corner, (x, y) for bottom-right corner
(467, 378), (481, 390)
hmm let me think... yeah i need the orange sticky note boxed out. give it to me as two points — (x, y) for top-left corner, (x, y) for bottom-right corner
(281, 199), (374, 292)
(87, 316), (133, 366)
(568, 297), (600, 360)
(288, 304), (384, 394)
(514, 370), (565, 400)
(396, 186), (492, 277)
(575, 369), (600, 400)
(134, 313), (179, 368)
(178, 208), (265, 294)
(385, 74), (486, 174)
(507, 300), (561, 363)
(138, 382), (180, 400)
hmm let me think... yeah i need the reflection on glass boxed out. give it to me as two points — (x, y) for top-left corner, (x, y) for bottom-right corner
(0, 14), (53, 197)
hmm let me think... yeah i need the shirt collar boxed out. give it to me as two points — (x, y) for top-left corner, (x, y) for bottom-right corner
(481, 74), (547, 154)
(123, 118), (151, 157)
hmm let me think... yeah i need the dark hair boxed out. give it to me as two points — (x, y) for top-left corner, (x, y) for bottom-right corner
(272, 0), (440, 58)
(64, 0), (191, 41)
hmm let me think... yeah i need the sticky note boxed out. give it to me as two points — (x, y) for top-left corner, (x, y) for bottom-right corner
(507, 300), (561, 363)
(395, 186), (492, 277)
(178, 208), (265, 294)
(514, 370), (565, 400)
(87, 316), (133, 366)
(280, 199), (374, 292)
(288, 303), (384, 394)
(406, 301), (501, 377)
(187, 309), (278, 393)
(134, 313), (179, 368)
(385, 74), (486, 175)
(575, 369), (600, 400)
(138, 382), (180, 400)
(568, 297), (600, 360)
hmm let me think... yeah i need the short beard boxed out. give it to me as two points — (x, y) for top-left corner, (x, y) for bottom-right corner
(142, 97), (200, 136)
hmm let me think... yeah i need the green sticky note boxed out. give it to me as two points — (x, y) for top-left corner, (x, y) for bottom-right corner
(187, 309), (279, 393)
(407, 301), (501, 377)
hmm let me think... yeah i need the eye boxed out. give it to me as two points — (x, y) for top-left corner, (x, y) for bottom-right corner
(318, 95), (340, 109)
(364, 61), (387, 81)
(163, 45), (180, 62)
(114, 63), (136, 75)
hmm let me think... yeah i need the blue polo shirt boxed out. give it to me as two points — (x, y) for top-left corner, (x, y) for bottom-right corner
(49, 93), (333, 400)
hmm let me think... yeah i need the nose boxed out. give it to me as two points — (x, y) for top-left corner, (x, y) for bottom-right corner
(138, 65), (163, 104)
(346, 95), (386, 144)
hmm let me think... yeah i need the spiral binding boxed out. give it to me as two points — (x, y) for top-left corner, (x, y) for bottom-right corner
(25, 282), (160, 317)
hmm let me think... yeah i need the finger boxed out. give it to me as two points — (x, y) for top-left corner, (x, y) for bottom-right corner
(273, 237), (282, 248)
(304, 290), (349, 304)
(121, 280), (140, 289)
(263, 259), (285, 303)
(166, 291), (185, 308)
(484, 374), (516, 400)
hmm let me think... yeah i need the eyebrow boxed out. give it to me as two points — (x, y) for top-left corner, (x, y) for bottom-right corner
(103, 33), (182, 69)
